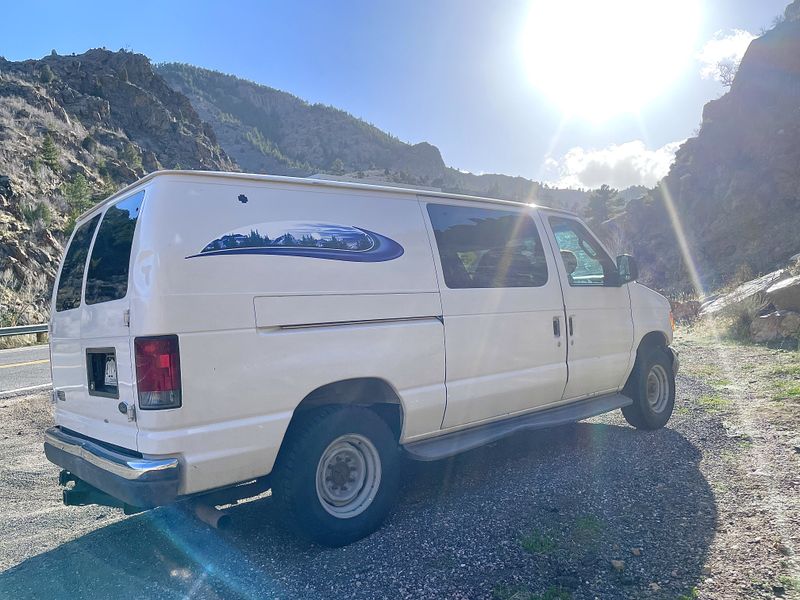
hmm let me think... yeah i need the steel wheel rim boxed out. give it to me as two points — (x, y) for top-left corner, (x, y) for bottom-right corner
(646, 364), (669, 413)
(316, 434), (381, 519)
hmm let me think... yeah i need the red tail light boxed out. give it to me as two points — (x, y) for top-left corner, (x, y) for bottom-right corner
(134, 335), (182, 410)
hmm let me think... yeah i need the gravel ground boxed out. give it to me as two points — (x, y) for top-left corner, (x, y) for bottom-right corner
(0, 329), (798, 599)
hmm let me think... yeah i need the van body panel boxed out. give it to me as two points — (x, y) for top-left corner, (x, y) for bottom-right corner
(122, 175), (445, 493)
(46, 171), (671, 505)
(254, 292), (440, 328)
(136, 317), (445, 493)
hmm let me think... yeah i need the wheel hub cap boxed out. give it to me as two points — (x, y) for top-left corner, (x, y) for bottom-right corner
(316, 434), (381, 518)
(646, 364), (669, 413)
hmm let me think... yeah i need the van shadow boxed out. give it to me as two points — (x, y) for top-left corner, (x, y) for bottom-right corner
(0, 422), (716, 599)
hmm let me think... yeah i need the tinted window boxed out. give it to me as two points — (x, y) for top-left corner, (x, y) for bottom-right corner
(427, 204), (548, 289)
(55, 215), (101, 312)
(85, 191), (144, 304)
(549, 216), (616, 286)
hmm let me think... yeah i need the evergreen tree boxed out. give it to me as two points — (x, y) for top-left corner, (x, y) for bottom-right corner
(586, 184), (617, 226)
(39, 64), (54, 84)
(40, 134), (59, 172)
(63, 174), (93, 214)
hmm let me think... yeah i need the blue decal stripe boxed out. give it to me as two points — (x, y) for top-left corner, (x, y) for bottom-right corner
(187, 226), (404, 262)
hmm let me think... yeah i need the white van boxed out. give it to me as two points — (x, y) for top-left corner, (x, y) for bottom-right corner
(44, 171), (677, 545)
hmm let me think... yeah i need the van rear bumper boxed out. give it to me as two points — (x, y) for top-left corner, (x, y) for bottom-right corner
(44, 427), (180, 508)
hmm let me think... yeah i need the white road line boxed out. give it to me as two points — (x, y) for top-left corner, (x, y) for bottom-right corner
(0, 383), (52, 397)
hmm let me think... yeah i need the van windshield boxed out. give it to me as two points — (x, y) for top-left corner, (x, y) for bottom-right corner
(54, 215), (101, 312)
(85, 191), (144, 305)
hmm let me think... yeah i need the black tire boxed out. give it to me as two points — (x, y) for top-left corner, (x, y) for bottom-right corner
(271, 405), (400, 546)
(621, 346), (675, 430)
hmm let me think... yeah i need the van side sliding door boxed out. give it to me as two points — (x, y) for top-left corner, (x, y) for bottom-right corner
(423, 201), (568, 429)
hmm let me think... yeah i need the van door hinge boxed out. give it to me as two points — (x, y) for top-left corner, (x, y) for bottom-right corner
(123, 309), (130, 327)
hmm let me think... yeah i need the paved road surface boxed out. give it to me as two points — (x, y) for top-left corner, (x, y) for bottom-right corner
(0, 345), (50, 397)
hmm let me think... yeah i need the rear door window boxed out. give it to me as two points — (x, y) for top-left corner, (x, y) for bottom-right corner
(55, 215), (101, 312)
(85, 191), (144, 305)
(427, 204), (548, 288)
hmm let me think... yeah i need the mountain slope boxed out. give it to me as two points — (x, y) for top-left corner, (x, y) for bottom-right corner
(0, 49), (234, 327)
(621, 3), (800, 292)
(157, 63), (447, 179)
(157, 63), (589, 210)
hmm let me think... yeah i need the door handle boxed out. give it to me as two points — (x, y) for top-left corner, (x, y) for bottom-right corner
(568, 315), (574, 336)
(553, 316), (561, 337)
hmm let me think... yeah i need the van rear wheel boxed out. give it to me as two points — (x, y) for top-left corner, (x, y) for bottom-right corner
(272, 406), (399, 546)
(621, 346), (675, 430)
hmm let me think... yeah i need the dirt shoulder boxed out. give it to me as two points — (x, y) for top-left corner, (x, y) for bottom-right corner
(0, 329), (798, 599)
(669, 328), (800, 599)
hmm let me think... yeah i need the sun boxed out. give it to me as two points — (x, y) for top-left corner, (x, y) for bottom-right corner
(521, 0), (701, 122)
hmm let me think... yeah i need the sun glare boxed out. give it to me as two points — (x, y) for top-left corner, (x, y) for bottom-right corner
(521, 0), (701, 122)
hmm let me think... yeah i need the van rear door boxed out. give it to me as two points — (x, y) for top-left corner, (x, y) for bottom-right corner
(50, 191), (145, 450)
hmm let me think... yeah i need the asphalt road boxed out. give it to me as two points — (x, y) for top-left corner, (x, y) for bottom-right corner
(0, 345), (51, 397)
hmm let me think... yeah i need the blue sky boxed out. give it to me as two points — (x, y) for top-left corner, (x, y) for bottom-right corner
(1, 0), (790, 188)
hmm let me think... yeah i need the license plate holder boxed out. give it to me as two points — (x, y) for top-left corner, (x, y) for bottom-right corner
(86, 348), (120, 398)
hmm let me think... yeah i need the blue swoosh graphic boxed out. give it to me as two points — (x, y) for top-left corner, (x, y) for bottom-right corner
(186, 227), (404, 262)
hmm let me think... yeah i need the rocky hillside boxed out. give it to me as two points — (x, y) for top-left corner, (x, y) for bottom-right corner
(157, 63), (589, 209)
(621, 1), (800, 293)
(157, 63), (447, 179)
(0, 49), (234, 326)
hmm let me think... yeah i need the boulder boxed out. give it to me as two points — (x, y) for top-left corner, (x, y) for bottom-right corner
(700, 269), (789, 316)
(750, 310), (800, 342)
(767, 275), (800, 311)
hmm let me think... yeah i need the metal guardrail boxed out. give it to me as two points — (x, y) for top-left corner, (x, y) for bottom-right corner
(0, 324), (48, 339)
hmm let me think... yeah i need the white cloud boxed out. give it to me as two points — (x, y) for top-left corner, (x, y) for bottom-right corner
(546, 140), (683, 190)
(696, 29), (756, 81)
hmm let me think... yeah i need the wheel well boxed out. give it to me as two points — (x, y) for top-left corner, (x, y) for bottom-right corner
(638, 331), (668, 356)
(624, 331), (669, 393)
(290, 378), (404, 440)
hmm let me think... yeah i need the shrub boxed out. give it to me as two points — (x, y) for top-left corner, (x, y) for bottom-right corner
(716, 294), (767, 341)
(121, 142), (142, 169)
(81, 135), (97, 153)
(19, 200), (52, 226)
(39, 64), (55, 84)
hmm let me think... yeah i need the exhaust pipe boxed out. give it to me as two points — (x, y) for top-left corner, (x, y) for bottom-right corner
(192, 501), (232, 530)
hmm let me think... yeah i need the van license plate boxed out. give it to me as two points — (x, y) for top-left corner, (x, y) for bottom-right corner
(104, 356), (118, 386)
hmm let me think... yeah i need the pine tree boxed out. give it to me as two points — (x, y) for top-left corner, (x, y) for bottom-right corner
(40, 134), (59, 172)
(63, 174), (93, 214)
(586, 184), (617, 226)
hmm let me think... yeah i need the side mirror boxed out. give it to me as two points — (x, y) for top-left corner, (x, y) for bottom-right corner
(616, 254), (639, 285)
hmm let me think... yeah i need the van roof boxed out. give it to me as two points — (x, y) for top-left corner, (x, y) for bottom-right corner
(82, 170), (577, 220)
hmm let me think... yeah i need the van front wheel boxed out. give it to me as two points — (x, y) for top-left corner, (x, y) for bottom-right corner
(272, 406), (399, 546)
(621, 346), (675, 430)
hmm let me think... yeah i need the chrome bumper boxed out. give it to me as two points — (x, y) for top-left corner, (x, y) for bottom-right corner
(44, 427), (181, 508)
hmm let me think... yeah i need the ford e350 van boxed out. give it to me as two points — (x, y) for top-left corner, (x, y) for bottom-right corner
(44, 171), (678, 546)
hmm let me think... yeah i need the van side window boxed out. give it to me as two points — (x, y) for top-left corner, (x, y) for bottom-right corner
(427, 204), (548, 289)
(85, 191), (144, 305)
(549, 216), (616, 287)
(55, 215), (101, 312)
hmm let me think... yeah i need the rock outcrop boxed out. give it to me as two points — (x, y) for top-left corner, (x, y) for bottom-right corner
(0, 49), (235, 325)
(621, 2), (800, 293)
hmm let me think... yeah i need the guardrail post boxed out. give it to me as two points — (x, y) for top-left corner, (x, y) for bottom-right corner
(36, 332), (46, 343)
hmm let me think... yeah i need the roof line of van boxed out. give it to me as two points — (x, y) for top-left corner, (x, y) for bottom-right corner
(80, 170), (578, 220)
